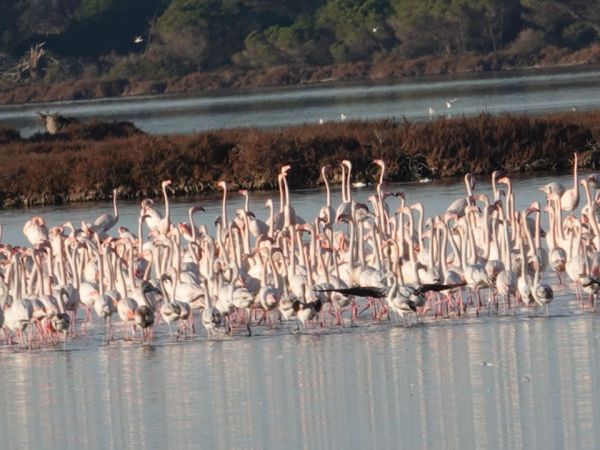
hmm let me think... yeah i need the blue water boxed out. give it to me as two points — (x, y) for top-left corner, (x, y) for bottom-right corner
(1, 68), (599, 136)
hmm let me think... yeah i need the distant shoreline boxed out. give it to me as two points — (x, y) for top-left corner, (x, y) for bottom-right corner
(2, 44), (600, 106)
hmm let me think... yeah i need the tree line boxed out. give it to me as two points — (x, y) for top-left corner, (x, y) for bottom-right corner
(0, 0), (599, 83)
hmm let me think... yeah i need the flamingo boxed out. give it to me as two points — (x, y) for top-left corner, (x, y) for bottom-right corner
(383, 272), (417, 326)
(88, 188), (120, 235)
(335, 160), (353, 222)
(201, 278), (222, 339)
(318, 166), (335, 226)
(446, 174), (475, 218)
(143, 180), (172, 235)
(23, 216), (49, 247)
(292, 283), (322, 331)
(560, 152), (579, 212)
(238, 190), (268, 237)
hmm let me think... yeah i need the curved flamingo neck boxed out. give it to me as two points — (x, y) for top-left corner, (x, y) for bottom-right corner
(573, 153), (579, 189)
(340, 164), (347, 203)
(346, 163), (352, 202)
(221, 185), (228, 230)
(113, 190), (118, 219)
(322, 169), (331, 207)
(278, 175), (284, 213)
(162, 184), (170, 227)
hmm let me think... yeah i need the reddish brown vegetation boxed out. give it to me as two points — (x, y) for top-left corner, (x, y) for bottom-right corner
(0, 112), (599, 208)
(2, 46), (600, 105)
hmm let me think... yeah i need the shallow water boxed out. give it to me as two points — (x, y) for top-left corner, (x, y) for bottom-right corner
(2, 171), (600, 448)
(2, 68), (600, 136)
(2, 280), (599, 450)
(0, 171), (577, 246)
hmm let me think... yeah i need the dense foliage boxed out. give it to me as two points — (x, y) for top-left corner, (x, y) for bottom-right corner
(0, 0), (599, 83)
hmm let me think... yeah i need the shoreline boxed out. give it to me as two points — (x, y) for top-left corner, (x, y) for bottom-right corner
(0, 111), (599, 209)
(2, 45), (600, 106)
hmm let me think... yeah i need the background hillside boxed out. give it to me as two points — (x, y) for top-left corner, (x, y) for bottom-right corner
(1, 0), (599, 86)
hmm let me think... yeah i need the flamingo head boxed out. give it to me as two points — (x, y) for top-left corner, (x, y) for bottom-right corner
(281, 165), (291, 175)
(586, 174), (600, 187)
(190, 205), (205, 214)
(373, 159), (384, 168)
(161, 180), (172, 189)
(49, 226), (64, 236)
(319, 237), (334, 251)
(525, 205), (539, 215)
(466, 173), (476, 189)
(409, 202), (423, 213)
(336, 212), (350, 223)
(33, 216), (46, 226)
(341, 159), (352, 169)
(178, 222), (192, 235)
(295, 223), (312, 234)
(217, 180), (227, 190)
(238, 189), (248, 196)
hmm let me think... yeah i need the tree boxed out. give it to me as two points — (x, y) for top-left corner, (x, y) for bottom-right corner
(46, 0), (168, 56)
(390, 0), (521, 56)
(234, 15), (331, 68)
(316, 0), (392, 63)
(0, 2), (22, 55)
(525, 0), (598, 48)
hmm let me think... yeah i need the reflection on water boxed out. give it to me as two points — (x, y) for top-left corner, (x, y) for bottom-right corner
(0, 171), (582, 247)
(2, 293), (600, 449)
(2, 172), (600, 448)
(2, 68), (600, 136)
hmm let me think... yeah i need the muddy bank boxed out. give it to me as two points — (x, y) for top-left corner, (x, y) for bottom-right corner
(0, 112), (598, 208)
(2, 45), (600, 105)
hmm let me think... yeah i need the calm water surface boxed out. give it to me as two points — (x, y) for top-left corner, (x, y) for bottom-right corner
(2, 68), (600, 136)
(2, 172), (600, 449)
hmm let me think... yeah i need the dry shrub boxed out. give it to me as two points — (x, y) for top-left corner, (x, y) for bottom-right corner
(0, 112), (598, 207)
(505, 29), (546, 58)
(0, 126), (20, 144)
(559, 44), (600, 65)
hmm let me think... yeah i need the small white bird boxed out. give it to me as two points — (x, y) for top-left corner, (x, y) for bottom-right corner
(428, 107), (436, 118)
(340, 113), (347, 121)
(372, 26), (379, 33)
(446, 98), (458, 109)
(134, 36), (144, 44)
(319, 118), (324, 125)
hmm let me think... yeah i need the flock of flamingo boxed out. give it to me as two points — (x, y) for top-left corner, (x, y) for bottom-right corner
(1, 154), (599, 349)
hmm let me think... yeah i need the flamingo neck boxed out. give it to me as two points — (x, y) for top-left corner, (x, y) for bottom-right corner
(221, 187), (228, 231)
(346, 165), (352, 202)
(573, 154), (578, 189)
(113, 191), (118, 218)
(340, 165), (347, 203)
(163, 185), (170, 227)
